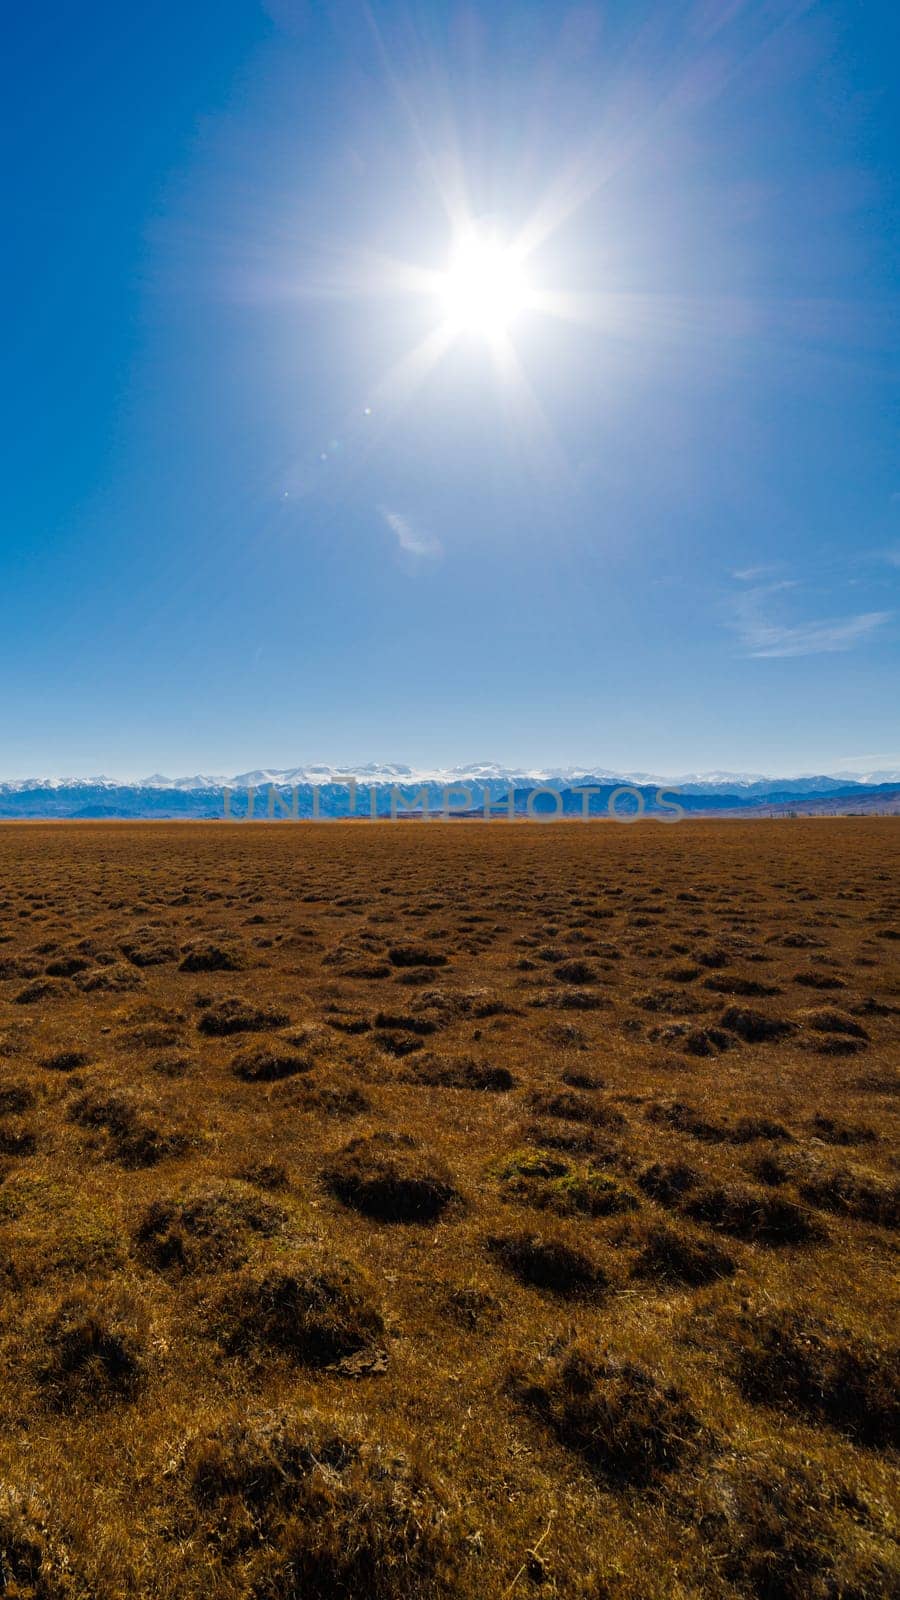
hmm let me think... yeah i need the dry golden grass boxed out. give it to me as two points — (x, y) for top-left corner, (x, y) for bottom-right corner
(0, 818), (897, 1598)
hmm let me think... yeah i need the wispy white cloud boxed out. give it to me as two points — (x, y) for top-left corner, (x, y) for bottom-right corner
(381, 507), (442, 561)
(729, 580), (890, 658)
(732, 563), (780, 583)
(740, 612), (890, 658)
(838, 752), (900, 765)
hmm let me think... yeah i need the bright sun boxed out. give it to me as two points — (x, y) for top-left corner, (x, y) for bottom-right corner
(438, 229), (531, 337)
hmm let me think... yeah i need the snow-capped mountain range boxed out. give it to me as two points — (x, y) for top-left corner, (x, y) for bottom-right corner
(0, 763), (898, 819)
(2, 762), (899, 795)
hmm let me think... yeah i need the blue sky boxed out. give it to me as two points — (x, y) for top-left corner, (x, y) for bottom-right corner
(3, 0), (898, 779)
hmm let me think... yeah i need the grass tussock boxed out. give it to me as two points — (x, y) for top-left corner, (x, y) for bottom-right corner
(683, 1181), (827, 1245)
(134, 1185), (285, 1275)
(0, 1488), (78, 1600)
(178, 939), (245, 973)
(719, 1302), (900, 1449)
(275, 1076), (371, 1117)
(528, 1089), (626, 1129)
(798, 1164), (900, 1228)
(321, 1132), (460, 1222)
(510, 1342), (705, 1486)
(631, 1220), (736, 1286)
(35, 1290), (146, 1412)
(646, 1098), (791, 1144)
(196, 996), (289, 1036)
(486, 1229), (608, 1297)
(180, 1411), (469, 1598)
(405, 1053), (515, 1091)
(231, 1042), (313, 1081)
(719, 1005), (796, 1043)
(67, 1088), (191, 1166)
(687, 1449), (900, 1599)
(209, 1255), (385, 1367)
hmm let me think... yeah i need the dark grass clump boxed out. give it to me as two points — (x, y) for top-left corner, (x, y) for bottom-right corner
(682, 1025), (735, 1057)
(373, 1011), (438, 1036)
(0, 1085), (34, 1117)
(703, 973), (782, 997)
(36, 1292), (144, 1412)
(67, 1089), (191, 1167)
(178, 939), (245, 973)
(793, 969), (846, 990)
(485, 1229), (607, 1298)
(322, 1132), (459, 1223)
(388, 945), (448, 968)
(118, 1022), (184, 1051)
(40, 1048), (90, 1072)
(730, 1115), (793, 1143)
(636, 986), (705, 1016)
(539, 987), (607, 1012)
(798, 1165), (900, 1229)
(231, 1043), (313, 1082)
(14, 979), (73, 1006)
(645, 1100), (790, 1144)
(196, 997), (289, 1037)
(637, 1159), (702, 1206)
(850, 1070), (899, 1093)
(694, 943), (730, 966)
(135, 1186), (285, 1275)
(747, 1150), (794, 1187)
(236, 1158), (290, 1190)
(808, 1112), (877, 1146)
(210, 1256), (385, 1367)
(560, 1068), (604, 1089)
(44, 954), (91, 977)
(150, 1052), (194, 1078)
(0, 1490), (77, 1600)
(0, 1120), (37, 1156)
(74, 964), (140, 993)
(800, 1007), (869, 1040)
(632, 1220), (736, 1287)
(183, 1413), (466, 1598)
(372, 1029), (424, 1058)
(275, 1078), (371, 1118)
(543, 1020), (588, 1047)
(721, 1303), (900, 1449)
(553, 958), (598, 984)
(441, 1283), (502, 1331)
(522, 1120), (611, 1155)
(684, 1182), (826, 1246)
(806, 1033), (867, 1056)
(510, 1343), (704, 1486)
(406, 1054), (514, 1092)
(720, 1006), (796, 1043)
(120, 930), (178, 967)
(323, 1010), (371, 1036)
(528, 1090), (626, 1130)
(747, 1148), (900, 1228)
(691, 1450), (900, 1600)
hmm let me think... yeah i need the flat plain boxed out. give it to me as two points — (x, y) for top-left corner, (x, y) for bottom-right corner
(0, 819), (897, 1600)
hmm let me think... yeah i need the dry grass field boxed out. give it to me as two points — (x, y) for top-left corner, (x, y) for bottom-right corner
(0, 818), (897, 1600)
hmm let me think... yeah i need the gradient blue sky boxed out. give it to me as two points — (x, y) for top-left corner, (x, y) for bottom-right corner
(3, 0), (898, 779)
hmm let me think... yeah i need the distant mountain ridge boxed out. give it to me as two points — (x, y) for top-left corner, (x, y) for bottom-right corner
(0, 765), (898, 819)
